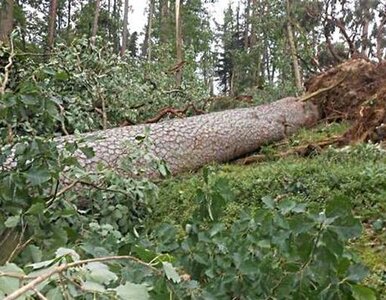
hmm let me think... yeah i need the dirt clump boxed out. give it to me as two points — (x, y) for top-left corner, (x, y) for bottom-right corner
(303, 58), (386, 143)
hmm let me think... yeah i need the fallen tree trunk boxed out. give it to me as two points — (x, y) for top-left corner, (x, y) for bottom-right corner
(58, 97), (319, 175)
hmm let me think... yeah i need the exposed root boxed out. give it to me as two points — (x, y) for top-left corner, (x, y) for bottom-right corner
(145, 103), (205, 124)
(303, 58), (386, 143)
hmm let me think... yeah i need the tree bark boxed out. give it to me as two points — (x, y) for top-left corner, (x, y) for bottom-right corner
(244, 0), (250, 50)
(160, 0), (169, 44)
(285, 0), (302, 91)
(47, 0), (58, 50)
(142, 0), (154, 61)
(91, 0), (101, 45)
(121, 0), (129, 55)
(175, 0), (183, 88)
(56, 98), (319, 176)
(0, 0), (14, 44)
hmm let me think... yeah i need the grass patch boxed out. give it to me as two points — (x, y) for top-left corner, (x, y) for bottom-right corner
(151, 122), (386, 294)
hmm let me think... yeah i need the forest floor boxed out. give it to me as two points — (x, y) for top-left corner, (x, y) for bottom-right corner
(151, 121), (386, 296)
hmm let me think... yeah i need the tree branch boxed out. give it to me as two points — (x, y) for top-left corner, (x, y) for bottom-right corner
(4, 255), (161, 300)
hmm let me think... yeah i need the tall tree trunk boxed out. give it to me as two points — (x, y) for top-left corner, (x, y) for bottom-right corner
(67, 0), (71, 33)
(285, 0), (302, 91)
(360, 4), (370, 56)
(244, 0), (250, 50)
(143, 0), (154, 61)
(376, 16), (386, 62)
(250, 0), (262, 87)
(91, 0), (101, 45)
(120, 0), (129, 55)
(175, 0), (183, 88)
(0, 0), (14, 44)
(47, 0), (58, 51)
(160, 0), (169, 44)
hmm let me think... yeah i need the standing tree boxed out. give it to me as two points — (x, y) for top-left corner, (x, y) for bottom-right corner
(47, 0), (58, 50)
(120, 0), (129, 55)
(142, 0), (154, 61)
(0, 0), (14, 44)
(175, 0), (183, 87)
(91, 0), (101, 45)
(286, 0), (302, 91)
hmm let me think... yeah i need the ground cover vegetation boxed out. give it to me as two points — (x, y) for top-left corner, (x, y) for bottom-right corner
(1, 0), (386, 299)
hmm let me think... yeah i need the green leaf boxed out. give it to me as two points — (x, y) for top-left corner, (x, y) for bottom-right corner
(26, 203), (45, 215)
(133, 245), (159, 263)
(278, 199), (296, 214)
(4, 215), (20, 228)
(83, 281), (106, 293)
(0, 264), (26, 299)
(55, 71), (69, 81)
(46, 287), (64, 300)
(158, 163), (169, 177)
(26, 168), (51, 186)
(20, 94), (37, 105)
(28, 259), (56, 270)
(86, 262), (118, 284)
(346, 264), (369, 282)
(162, 262), (181, 283)
(115, 282), (150, 300)
(351, 285), (376, 300)
(55, 248), (80, 261)
(80, 146), (95, 159)
(262, 196), (275, 209)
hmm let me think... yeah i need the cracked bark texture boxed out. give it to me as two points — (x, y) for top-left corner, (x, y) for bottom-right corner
(58, 97), (319, 175)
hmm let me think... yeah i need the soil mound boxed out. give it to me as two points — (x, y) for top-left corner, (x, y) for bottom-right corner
(304, 59), (386, 143)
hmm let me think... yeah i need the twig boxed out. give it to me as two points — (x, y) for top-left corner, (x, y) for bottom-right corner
(299, 76), (347, 102)
(4, 255), (161, 300)
(45, 180), (79, 207)
(33, 288), (48, 300)
(58, 104), (69, 135)
(6, 224), (32, 264)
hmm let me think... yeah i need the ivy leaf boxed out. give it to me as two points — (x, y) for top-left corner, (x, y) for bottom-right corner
(4, 215), (20, 228)
(115, 282), (150, 300)
(351, 285), (376, 300)
(162, 262), (181, 283)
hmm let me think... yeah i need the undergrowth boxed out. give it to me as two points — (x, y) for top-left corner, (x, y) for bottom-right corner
(154, 122), (386, 296)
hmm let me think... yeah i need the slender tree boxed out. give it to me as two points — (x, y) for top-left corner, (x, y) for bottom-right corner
(47, 0), (58, 50)
(175, 0), (183, 87)
(141, 0), (154, 61)
(120, 0), (129, 55)
(91, 0), (101, 45)
(285, 0), (302, 91)
(160, 0), (169, 44)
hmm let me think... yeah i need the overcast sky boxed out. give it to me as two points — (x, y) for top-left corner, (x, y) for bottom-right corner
(128, 0), (236, 35)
